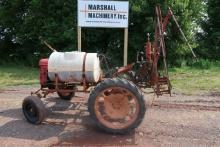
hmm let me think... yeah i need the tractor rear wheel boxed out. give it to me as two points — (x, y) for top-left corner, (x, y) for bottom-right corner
(88, 78), (146, 134)
(22, 96), (46, 124)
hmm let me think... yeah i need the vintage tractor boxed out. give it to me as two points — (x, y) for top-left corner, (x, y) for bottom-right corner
(22, 6), (195, 134)
(22, 51), (146, 134)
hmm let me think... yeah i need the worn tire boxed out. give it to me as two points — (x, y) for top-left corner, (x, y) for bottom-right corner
(88, 78), (146, 134)
(22, 96), (46, 124)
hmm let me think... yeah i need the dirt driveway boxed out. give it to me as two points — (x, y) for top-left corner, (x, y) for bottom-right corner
(0, 85), (220, 147)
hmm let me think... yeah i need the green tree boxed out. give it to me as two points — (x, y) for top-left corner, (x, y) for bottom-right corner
(197, 0), (220, 60)
(0, 0), (204, 66)
(0, 0), (77, 65)
(83, 0), (204, 65)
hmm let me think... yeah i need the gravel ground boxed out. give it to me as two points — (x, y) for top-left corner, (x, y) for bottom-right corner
(0, 85), (220, 147)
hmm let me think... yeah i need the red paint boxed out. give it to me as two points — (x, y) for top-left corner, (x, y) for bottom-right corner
(162, 9), (173, 33)
(117, 63), (134, 75)
(145, 41), (151, 62)
(39, 59), (48, 87)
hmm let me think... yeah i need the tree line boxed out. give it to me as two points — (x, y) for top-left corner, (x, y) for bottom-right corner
(0, 0), (219, 66)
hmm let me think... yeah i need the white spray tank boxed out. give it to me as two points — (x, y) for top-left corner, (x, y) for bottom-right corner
(48, 51), (101, 83)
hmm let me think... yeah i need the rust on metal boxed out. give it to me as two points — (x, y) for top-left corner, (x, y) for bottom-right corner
(109, 5), (172, 96)
(145, 33), (152, 63)
(94, 87), (140, 129)
(82, 53), (88, 91)
(115, 63), (134, 76)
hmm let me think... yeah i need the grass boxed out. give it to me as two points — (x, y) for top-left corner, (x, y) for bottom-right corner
(0, 64), (219, 95)
(0, 65), (38, 88)
(169, 66), (220, 95)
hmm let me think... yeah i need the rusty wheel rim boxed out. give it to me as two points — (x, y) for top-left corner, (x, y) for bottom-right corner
(94, 87), (140, 130)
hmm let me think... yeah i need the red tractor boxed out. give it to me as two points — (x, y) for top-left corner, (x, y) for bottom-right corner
(22, 6), (194, 134)
(23, 52), (147, 134)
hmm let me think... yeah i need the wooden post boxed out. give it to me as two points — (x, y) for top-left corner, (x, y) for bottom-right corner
(78, 26), (82, 52)
(124, 28), (128, 66)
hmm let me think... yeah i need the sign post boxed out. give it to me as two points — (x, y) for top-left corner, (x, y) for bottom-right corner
(124, 28), (128, 66)
(77, 0), (129, 65)
(77, 26), (82, 52)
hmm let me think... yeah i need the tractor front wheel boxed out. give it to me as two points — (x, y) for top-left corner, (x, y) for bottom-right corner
(88, 78), (146, 134)
(22, 96), (46, 124)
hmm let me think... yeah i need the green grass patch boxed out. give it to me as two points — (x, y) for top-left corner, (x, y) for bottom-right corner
(0, 63), (219, 95)
(0, 65), (38, 88)
(169, 66), (220, 95)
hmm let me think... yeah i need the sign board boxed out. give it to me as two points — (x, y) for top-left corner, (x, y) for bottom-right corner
(78, 0), (129, 28)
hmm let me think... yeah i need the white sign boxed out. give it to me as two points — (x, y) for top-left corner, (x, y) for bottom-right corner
(78, 0), (129, 28)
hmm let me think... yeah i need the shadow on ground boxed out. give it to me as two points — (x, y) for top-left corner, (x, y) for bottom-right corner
(0, 95), (137, 146)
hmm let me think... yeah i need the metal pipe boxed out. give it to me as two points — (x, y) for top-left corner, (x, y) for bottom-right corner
(169, 8), (197, 58)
